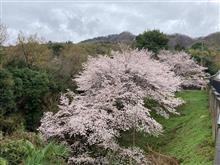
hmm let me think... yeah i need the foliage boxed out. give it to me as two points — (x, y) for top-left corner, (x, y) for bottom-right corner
(0, 67), (60, 133)
(187, 48), (219, 75)
(48, 41), (64, 57)
(50, 43), (89, 87)
(7, 32), (53, 68)
(3, 131), (44, 147)
(191, 42), (208, 51)
(192, 54), (218, 75)
(158, 50), (209, 89)
(0, 114), (24, 135)
(0, 68), (15, 115)
(39, 49), (183, 164)
(0, 157), (7, 165)
(144, 98), (160, 112)
(1, 32), (122, 135)
(135, 30), (168, 54)
(0, 137), (70, 165)
(24, 141), (70, 165)
(5, 34), (120, 90)
(0, 46), (6, 67)
(0, 139), (32, 165)
(10, 68), (59, 131)
(174, 44), (185, 51)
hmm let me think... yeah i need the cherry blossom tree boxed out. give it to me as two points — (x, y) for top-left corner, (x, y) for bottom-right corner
(158, 50), (208, 89)
(39, 49), (183, 164)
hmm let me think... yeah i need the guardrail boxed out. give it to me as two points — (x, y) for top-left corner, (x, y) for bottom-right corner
(209, 87), (220, 140)
(209, 86), (220, 164)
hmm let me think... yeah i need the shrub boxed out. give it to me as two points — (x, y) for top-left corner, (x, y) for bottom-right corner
(0, 157), (7, 165)
(0, 140), (32, 165)
(0, 137), (70, 165)
(24, 142), (70, 165)
(191, 42), (208, 51)
(0, 114), (24, 135)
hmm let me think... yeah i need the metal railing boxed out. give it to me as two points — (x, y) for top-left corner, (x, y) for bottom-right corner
(209, 86), (220, 164)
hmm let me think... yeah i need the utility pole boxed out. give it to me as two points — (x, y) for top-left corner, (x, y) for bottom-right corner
(201, 40), (204, 67)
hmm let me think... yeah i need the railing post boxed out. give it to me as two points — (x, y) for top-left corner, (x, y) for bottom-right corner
(210, 86), (220, 164)
(216, 97), (220, 140)
(209, 87), (220, 141)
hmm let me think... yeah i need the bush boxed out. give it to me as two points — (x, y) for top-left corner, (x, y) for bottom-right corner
(0, 157), (7, 165)
(191, 53), (218, 75)
(0, 136), (70, 165)
(4, 131), (43, 147)
(191, 42), (208, 51)
(187, 46), (219, 75)
(0, 114), (24, 135)
(24, 142), (70, 165)
(0, 139), (32, 165)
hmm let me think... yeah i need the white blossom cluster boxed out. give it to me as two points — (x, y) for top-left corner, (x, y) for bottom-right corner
(158, 50), (209, 89)
(39, 49), (184, 164)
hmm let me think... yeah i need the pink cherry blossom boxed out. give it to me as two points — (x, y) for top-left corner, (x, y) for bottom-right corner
(39, 49), (183, 164)
(158, 50), (209, 89)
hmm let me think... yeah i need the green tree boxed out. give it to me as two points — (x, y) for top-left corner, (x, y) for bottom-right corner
(135, 30), (168, 54)
(187, 48), (218, 75)
(0, 67), (60, 134)
(175, 44), (185, 51)
(15, 32), (52, 68)
(191, 42), (208, 51)
(11, 68), (59, 131)
(0, 69), (17, 134)
(0, 46), (5, 68)
(0, 68), (15, 115)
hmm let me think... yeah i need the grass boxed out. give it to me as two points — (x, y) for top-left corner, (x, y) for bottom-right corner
(120, 90), (214, 165)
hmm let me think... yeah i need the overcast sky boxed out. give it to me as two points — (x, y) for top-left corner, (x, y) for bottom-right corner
(1, 0), (220, 44)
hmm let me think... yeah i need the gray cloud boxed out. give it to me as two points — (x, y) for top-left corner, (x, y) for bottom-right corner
(2, 1), (219, 44)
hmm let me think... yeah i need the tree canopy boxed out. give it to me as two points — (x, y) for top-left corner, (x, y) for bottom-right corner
(135, 30), (168, 54)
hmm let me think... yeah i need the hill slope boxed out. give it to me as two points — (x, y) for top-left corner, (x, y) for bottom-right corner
(81, 31), (135, 44)
(197, 32), (220, 50)
(81, 31), (220, 50)
(167, 33), (194, 49)
(120, 90), (214, 165)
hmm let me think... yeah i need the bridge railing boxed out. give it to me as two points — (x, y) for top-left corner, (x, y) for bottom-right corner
(209, 86), (220, 164)
(209, 86), (220, 141)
